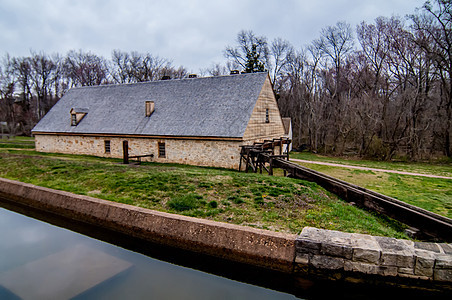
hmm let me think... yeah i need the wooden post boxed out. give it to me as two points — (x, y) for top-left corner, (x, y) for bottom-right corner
(245, 149), (250, 173)
(252, 155), (258, 173)
(238, 147), (243, 171)
(269, 158), (273, 176)
(279, 137), (282, 155)
(123, 140), (129, 164)
(287, 140), (290, 160)
(259, 155), (263, 174)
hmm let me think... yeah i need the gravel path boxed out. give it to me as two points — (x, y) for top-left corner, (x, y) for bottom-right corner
(289, 158), (452, 180)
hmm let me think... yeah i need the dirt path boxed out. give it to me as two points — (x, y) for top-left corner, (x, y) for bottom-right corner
(289, 158), (452, 180)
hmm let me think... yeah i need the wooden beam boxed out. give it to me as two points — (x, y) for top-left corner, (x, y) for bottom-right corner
(32, 132), (243, 142)
(122, 140), (129, 164)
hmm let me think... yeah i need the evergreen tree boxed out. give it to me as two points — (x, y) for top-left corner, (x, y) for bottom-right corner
(245, 44), (266, 73)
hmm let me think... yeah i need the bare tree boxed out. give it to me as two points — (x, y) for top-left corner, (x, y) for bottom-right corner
(269, 38), (294, 91)
(110, 50), (133, 84)
(201, 63), (229, 76)
(110, 50), (183, 83)
(0, 54), (17, 136)
(30, 51), (56, 120)
(64, 50), (109, 87)
(12, 56), (33, 107)
(410, 0), (452, 157)
(318, 21), (355, 97)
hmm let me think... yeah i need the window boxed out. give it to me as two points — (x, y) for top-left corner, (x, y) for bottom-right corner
(71, 114), (77, 126)
(158, 142), (166, 158)
(265, 108), (270, 123)
(70, 108), (88, 125)
(104, 140), (111, 154)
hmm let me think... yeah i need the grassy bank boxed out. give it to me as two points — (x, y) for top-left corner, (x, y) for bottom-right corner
(0, 147), (409, 239)
(290, 152), (452, 218)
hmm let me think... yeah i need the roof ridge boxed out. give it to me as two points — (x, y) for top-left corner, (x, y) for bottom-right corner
(68, 72), (268, 90)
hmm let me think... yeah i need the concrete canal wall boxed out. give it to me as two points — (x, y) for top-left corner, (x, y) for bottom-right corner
(0, 177), (296, 273)
(0, 177), (450, 293)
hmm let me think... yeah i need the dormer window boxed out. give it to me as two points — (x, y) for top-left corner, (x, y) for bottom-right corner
(145, 101), (155, 117)
(70, 108), (89, 126)
(71, 114), (77, 126)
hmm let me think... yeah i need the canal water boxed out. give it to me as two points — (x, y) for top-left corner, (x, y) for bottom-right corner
(0, 207), (300, 299)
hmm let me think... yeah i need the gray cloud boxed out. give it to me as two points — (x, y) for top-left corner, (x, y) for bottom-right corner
(0, 0), (425, 72)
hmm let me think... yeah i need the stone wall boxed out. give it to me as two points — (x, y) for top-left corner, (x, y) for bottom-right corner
(295, 227), (452, 286)
(35, 134), (243, 169)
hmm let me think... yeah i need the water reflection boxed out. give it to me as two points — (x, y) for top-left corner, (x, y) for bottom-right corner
(0, 208), (298, 299)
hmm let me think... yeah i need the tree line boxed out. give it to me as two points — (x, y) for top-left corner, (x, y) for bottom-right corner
(222, 0), (451, 160)
(0, 0), (450, 160)
(0, 50), (188, 135)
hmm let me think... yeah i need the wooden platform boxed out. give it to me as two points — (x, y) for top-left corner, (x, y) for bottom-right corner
(0, 244), (132, 299)
(239, 137), (291, 174)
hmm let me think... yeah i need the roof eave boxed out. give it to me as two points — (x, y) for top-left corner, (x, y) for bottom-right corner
(32, 131), (244, 142)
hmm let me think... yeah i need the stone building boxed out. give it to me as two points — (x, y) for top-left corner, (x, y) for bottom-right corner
(32, 72), (287, 169)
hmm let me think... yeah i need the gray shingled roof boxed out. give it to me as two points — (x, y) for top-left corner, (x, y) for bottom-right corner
(32, 72), (268, 138)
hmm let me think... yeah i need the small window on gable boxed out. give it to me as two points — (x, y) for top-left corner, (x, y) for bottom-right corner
(158, 142), (166, 158)
(265, 108), (270, 123)
(105, 140), (111, 154)
(71, 114), (77, 126)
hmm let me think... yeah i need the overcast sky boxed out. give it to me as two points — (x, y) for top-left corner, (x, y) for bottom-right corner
(0, 0), (426, 72)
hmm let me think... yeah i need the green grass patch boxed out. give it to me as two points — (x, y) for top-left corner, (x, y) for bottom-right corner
(168, 193), (204, 211)
(0, 136), (35, 149)
(291, 154), (452, 219)
(290, 151), (452, 177)
(0, 150), (414, 238)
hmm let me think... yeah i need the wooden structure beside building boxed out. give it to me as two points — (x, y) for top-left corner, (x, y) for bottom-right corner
(32, 72), (288, 169)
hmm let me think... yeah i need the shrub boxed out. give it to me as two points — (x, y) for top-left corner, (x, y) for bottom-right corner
(167, 193), (203, 211)
(227, 195), (244, 204)
(208, 200), (218, 208)
(254, 196), (264, 205)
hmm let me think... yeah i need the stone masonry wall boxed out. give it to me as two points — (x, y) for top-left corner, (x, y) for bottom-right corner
(295, 227), (452, 286)
(35, 134), (243, 169)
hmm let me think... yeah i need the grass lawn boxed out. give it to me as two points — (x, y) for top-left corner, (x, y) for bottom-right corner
(290, 152), (452, 219)
(0, 136), (35, 149)
(0, 147), (410, 239)
(290, 152), (452, 177)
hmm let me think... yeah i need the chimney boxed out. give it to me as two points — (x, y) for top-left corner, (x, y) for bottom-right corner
(145, 101), (155, 117)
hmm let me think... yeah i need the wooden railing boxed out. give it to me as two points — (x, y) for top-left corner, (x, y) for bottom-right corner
(122, 140), (154, 164)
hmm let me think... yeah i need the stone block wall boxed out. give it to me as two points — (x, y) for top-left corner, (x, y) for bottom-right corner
(295, 227), (452, 284)
(35, 134), (243, 169)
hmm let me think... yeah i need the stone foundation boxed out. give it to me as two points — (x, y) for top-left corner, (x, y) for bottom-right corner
(34, 134), (244, 169)
(295, 227), (452, 288)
